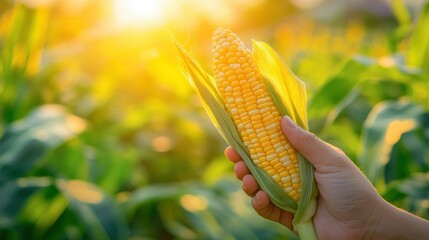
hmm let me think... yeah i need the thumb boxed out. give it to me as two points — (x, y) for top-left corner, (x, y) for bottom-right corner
(280, 116), (345, 170)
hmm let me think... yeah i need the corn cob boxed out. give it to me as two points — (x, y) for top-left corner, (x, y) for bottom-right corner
(174, 28), (318, 240)
(212, 28), (301, 201)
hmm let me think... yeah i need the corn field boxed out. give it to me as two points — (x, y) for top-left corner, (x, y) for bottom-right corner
(0, 0), (428, 239)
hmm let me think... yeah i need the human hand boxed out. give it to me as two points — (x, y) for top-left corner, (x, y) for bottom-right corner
(226, 116), (429, 239)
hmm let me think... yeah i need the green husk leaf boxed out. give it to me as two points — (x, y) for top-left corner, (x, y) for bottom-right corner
(174, 39), (298, 213)
(252, 40), (308, 130)
(173, 40), (224, 137)
(295, 155), (317, 223)
(252, 164), (298, 212)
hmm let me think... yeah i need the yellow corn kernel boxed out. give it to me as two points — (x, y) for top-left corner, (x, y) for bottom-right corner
(212, 28), (301, 201)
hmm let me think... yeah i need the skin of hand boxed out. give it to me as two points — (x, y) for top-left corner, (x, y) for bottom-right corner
(225, 116), (429, 240)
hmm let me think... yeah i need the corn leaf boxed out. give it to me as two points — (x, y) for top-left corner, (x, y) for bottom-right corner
(359, 100), (423, 185)
(385, 128), (429, 184)
(407, 1), (429, 69)
(382, 173), (429, 212)
(0, 104), (87, 184)
(56, 179), (129, 240)
(0, 178), (51, 228)
(308, 58), (369, 121)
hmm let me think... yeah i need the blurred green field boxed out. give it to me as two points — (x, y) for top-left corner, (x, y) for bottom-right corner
(0, 0), (428, 239)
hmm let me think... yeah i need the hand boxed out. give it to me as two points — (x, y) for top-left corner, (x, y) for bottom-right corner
(226, 116), (429, 240)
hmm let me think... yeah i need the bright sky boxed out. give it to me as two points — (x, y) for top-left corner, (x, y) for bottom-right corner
(114, 0), (167, 26)
(112, 0), (268, 27)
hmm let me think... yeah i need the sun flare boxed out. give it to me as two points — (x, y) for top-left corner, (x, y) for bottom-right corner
(114, 0), (166, 26)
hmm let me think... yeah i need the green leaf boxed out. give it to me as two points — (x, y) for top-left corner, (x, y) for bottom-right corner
(385, 127), (429, 184)
(309, 58), (369, 121)
(391, 0), (411, 26)
(382, 173), (429, 219)
(396, 173), (429, 198)
(122, 183), (185, 212)
(56, 179), (129, 240)
(0, 104), (87, 184)
(17, 184), (68, 239)
(389, 0), (412, 48)
(0, 5), (49, 122)
(407, 1), (429, 69)
(358, 100), (424, 185)
(0, 177), (51, 228)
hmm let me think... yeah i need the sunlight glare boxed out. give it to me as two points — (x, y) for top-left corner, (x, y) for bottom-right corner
(380, 119), (416, 164)
(180, 194), (208, 212)
(58, 180), (104, 204)
(152, 135), (173, 152)
(114, 0), (166, 26)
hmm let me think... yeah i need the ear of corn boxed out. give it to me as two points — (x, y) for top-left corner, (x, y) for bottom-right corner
(174, 28), (318, 240)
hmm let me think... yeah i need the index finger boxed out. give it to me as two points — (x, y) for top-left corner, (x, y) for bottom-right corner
(225, 146), (242, 163)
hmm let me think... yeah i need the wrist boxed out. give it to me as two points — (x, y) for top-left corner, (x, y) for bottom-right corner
(361, 197), (388, 240)
(370, 199), (429, 240)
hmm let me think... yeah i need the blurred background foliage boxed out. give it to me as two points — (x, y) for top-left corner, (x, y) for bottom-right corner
(0, 0), (428, 239)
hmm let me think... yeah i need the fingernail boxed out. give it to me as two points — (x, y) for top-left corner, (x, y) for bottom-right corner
(281, 116), (297, 129)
